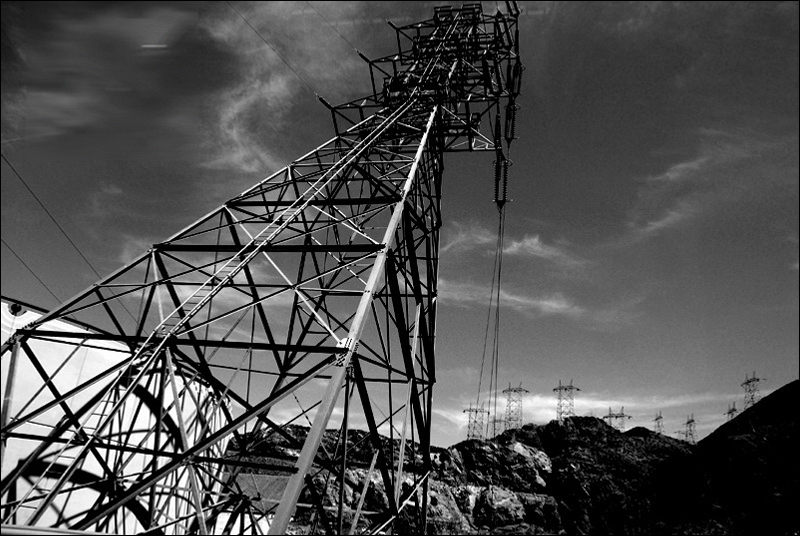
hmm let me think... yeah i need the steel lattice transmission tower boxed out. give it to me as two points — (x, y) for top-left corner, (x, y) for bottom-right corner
(682, 414), (697, 444)
(741, 371), (763, 409)
(489, 416), (506, 438)
(653, 411), (664, 434)
(464, 402), (488, 441)
(725, 402), (739, 422)
(603, 406), (632, 431)
(503, 382), (528, 431)
(554, 379), (579, 422)
(0, 3), (523, 535)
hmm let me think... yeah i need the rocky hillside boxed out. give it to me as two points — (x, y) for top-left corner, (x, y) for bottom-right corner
(233, 379), (798, 534)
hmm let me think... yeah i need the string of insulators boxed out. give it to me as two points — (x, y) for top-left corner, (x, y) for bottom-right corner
(504, 98), (518, 144)
(502, 158), (510, 206)
(512, 59), (523, 95)
(494, 150), (509, 210)
(494, 110), (508, 210)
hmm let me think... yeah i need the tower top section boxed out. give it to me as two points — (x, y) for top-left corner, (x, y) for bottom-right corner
(322, 2), (523, 152)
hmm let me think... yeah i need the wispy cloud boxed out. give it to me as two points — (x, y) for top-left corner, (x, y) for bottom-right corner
(200, 76), (288, 173)
(439, 277), (642, 330)
(441, 222), (583, 268)
(625, 128), (782, 240)
(503, 235), (584, 267)
(440, 221), (496, 253)
(439, 278), (585, 318)
(200, 2), (375, 174)
(636, 198), (700, 236)
(200, 12), (293, 173)
(646, 155), (710, 184)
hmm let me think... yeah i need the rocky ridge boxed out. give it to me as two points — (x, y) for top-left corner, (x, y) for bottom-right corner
(233, 379), (798, 534)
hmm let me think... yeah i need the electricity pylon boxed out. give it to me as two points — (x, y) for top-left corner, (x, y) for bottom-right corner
(741, 371), (763, 409)
(503, 382), (528, 431)
(603, 406), (632, 431)
(554, 379), (579, 422)
(682, 414), (697, 444)
(653, 411), (664, 434)
(725, 402), (738, 421)
(0, 3), (523, 535)
(464, 402), (488, 441)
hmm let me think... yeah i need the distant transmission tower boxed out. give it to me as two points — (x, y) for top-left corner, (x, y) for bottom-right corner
(464, 403), (489, 441)
(741, 371), (763, 409)
(503, 382), (529, 430)
(682, 414), (697, 444)
(603, 406), (632, 431)
(653, 411), (664, 434)
(725, 402), (739, 421)
(553, 379), (580, 422)
(489, 416), (506, 437)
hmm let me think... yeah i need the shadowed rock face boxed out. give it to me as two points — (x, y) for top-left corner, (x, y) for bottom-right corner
(231, 380), (797, 535)
(649, 378), (799, 536)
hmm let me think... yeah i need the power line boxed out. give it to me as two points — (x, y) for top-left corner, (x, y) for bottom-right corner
(1, 152), (136, 322)
(1, 237), (62, 304)
(304, 1), (359, 52)
(226, 1), (318, 95)
(1, 153), (102, 280)
(490, 208), (507, 438)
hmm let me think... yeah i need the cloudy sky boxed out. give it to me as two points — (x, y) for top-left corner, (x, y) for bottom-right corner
(1, 1), (797, 446)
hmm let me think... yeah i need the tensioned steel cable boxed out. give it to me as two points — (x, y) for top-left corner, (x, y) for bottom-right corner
(0, 237), (62, 304)
(1, 152), (137, 322)
(304, 1), (360, 53)
(226, 1), (319, 96)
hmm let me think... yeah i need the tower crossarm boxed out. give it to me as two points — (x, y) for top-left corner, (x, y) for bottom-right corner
(323, 3), (522, 152)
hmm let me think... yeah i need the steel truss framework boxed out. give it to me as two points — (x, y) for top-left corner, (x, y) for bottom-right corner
(1, 3), (522, 534)
(741, 371), (762, 410)
(463, 403), (487, 441)
(603, 407), (632, 432)
(553, 379), (578, 422)
(653, 411), (665, 434)
(502, 383), (527, 431)
(682, 414), (697, 444)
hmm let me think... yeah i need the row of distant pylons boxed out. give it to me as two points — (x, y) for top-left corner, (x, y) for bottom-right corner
(464, 382), (529, 440)
(464, 372), (764, 443)
(659, 371), (765, 444)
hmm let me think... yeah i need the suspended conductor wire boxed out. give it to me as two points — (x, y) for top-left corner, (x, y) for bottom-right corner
(475, 203), (508, 441)
(2, 153), (103, 281)
(490, 208), (507, 437)
(305, 1), (360, 53)
(226, 1), (319, 96)
(1, 238), (62, 304)
(485, 209), (506, 438)
(475, 217), (502, 408)
(1, 153), (137, 322)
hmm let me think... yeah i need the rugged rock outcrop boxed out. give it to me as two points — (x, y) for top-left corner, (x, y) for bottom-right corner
(237, 380), (798, 534)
